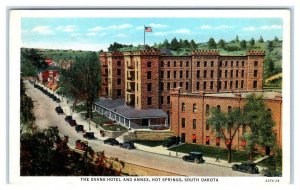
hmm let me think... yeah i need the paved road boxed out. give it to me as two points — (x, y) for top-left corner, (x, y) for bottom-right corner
(25, 80), (258, 177)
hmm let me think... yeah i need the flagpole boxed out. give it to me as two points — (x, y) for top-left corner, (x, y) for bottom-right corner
(143, 25), (145, 49)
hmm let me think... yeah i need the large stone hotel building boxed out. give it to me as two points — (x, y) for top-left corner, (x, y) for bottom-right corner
(96, 49), (282, 151)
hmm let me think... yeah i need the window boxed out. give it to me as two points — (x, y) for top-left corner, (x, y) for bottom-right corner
(117, 78), (121, 85)
(224, 81), (227, 89)
(230, 70), (233, 78)
(236, 70), (238, 77)
(219, 70), (222, 77)
(167, 96), (170, 104)
(186, 82), (189, 91)
(196, 82), (200, 90)
(117, 61), (121, 66)
(193, 119), (197, 129)
(206, 104), (210, 115)
(225, 61), (228, 67)
(161, 61), (164, 67)
(217, 105), (221, 111)
(218, 81), (222, 89)
(211, 70), (214, 78)
(242, 70), (244, 77)
(241, 80), (244, 88)
(219, 61), (222, 67)
(211, 61), (214, 67)
(231, 61), (233, 67)
(117, 69), (121, 75)
(180, 61), (183, 67)
(181, 118), (185, 128)
(186, 61), (189, 67)
(225, 70), (228, 78)
(203, 81), (207, 90)
(147, 71), (151, 79)
(242, 61), (245, 67)
(206, 123), (209, 130)
(254, 70), (258, 77)
(242, 124), (246, 135)
(173, 82), (176, 88)
(193, 103), (197, 113)
(174, 61), (177, 67)
(147, 97), (152, 105)
(181, 102), (186, 111)
(236, 61), (239, 67)
(161, 96), (164, 104)
(167, 61), (170, 67)
(204, 70), (207, 78)
(186, 71), (189, 78)
(254, 61), (258, 66)
(197, 70), (200, 79)
(228, 106), (232, 113)
(216, 137), (221, 146)
(204, 61), (207, 67)
(205, 136), (210, 145)
(167, 71), (170, 78)
(210, 81), (214, 89)
(147, 83), (152, 91)
(192, 134), (196, 143)
(147, 61), (151, 67)
(230, 81), (233, 89)
(180, 71), (183, 78)
(197, 61), (200, 67)
(179, 82), (183, 87)
(174, 71), (177, 78)
(236, 80), (238, 88)
(167, 82), (170, 90)
(161, 71), (164, 78)
(160, 82), (164, 91)
(253, 81), (257, 88)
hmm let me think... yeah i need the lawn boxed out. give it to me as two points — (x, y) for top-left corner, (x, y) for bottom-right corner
(134, 140), (165, 147)
(100, 124), (128, 131)
(74, 104), (86, 113)
(168, 144), (262, 162)
(91, 115), (111, 124)
(80, 111), (103, 118)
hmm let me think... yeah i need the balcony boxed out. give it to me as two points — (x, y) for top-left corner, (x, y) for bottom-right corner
(127, 75), (135, 81)
(127, 88), (135, 93)
(127, 65), (135, 70)
(126, 100), (135, 107)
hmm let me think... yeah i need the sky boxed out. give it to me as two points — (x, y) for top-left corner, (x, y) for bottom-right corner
(21, 17), (283, 51)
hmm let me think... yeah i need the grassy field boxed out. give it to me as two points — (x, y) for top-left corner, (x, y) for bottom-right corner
(100, 124), (128, 131)
(134, 140), (165, 147)
(168, 144), (263, 162)
(91, 115), (111, 124)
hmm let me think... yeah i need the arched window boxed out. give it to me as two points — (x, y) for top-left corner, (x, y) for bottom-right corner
(217, 105), (221, 111)
(182, 102), (186, 111)
(206, 104), (210, 115)
(193, 103), (197, 113)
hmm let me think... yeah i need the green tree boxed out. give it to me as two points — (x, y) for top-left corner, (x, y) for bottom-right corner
(170, 37), (180, 51)
(243, 93), (276, 160)
(207, 108), (245, 163)
(217, 39), (226, 49)
(268, 40), (274, 51)
(207, 37), (217, 49)
(273, 36), (279, 43)
(258, 36), (264, 43)
(21, 48), (48, 77)
(240, 40), (247, 49)
(190, 40), (197, 50)
(250, 38), (255, 47)
(235, 35), (239, 43)
(264, 57), (275, 77)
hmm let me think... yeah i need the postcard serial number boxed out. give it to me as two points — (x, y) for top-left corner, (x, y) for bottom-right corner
(265, 179), (280, 183)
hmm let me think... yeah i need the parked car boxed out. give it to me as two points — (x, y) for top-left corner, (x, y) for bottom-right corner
(75, 125), (84, 132)
(182, 152), (205, 164)
(162, 136), (178, 147)
(69, 119), (77, 126)
(104, 138), (119, 146)
(83, 132), (95, 139)
(119, 141), (135, 150)
(55, 106), (63, 114)
(65, 115), (73, 122)
(232, 161), (259, 174)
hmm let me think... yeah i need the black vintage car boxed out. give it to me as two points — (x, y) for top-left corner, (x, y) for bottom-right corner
(55, 106), (64, 114)
(182, 152), (205, 164)
(232, 161), (259, 174)
(75, 125), (84, 132)
(104, 138), (119, 146)
(162, 136), (178, 148)
(119, 141), (135, 150)
(83, 132), (95, 139)
(69, 119), (77, 126)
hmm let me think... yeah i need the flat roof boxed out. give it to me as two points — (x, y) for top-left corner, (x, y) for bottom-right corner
(94, 98), (167, 119)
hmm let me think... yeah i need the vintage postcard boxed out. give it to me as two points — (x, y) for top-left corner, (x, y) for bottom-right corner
(9, 9), (291, 186)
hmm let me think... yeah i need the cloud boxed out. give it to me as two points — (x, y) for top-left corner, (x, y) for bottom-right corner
(86, 32), (97, 36)
(116, 34), (127, 37)
(88, 24), (132, 32)
(32, 26), (54, 34)
(149, 23), (168, 28)
(57, 25), (77, 32)
(200, 25), (231, 30)
(259, 25), (282, 30)
(153, 29), (191, 36)
(242, 26), (256, 31)
(153, 32), (168, 36)
(136, 26), (144, 30)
